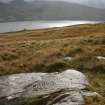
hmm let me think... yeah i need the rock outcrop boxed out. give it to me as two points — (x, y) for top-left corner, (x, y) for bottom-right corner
(0, 69), (100, 105)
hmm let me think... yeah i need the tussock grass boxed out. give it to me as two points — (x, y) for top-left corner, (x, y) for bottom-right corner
(0, 23), (105, 104)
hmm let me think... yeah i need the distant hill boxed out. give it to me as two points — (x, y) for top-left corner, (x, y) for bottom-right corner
(0, 0), (105, 22)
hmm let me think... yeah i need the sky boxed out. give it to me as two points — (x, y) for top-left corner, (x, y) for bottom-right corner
(0, 0), (105, 8)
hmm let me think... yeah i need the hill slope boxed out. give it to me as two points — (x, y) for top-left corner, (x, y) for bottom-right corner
(0, 0), (105, 22)
(0, 23), (105, 104)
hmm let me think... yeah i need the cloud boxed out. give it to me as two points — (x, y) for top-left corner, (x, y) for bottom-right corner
(0, 0), (12, 2)
(0, 0), (105, 8)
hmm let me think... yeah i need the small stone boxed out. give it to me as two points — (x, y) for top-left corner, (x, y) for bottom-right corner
(7, 96), (13, 100)
(63, 57), (73, 61)
(97, 56), (105, 60)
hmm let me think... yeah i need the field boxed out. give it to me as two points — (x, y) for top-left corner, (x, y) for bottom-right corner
(0, 23), (105, 104)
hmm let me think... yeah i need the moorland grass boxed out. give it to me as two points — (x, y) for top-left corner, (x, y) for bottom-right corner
(0, 23), (105, 104)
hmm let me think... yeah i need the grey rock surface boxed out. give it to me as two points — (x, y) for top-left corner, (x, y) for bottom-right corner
(0, 69), (98, 105)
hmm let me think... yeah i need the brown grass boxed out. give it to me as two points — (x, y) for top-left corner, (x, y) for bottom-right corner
(0, 23), (105, 104)
(0, 23), (105, 74)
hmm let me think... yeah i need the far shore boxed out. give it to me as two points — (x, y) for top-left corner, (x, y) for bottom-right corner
(0, 20), (104, 34)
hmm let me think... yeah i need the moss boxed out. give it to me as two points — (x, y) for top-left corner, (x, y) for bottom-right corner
(0, 96), (47, 105)
(23, 96), (47, 105)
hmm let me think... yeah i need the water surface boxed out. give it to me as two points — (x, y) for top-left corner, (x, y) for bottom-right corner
(0, 20), (102, 33)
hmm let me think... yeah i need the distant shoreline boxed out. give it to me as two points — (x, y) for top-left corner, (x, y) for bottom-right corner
(0, 20), (104, 23)
(0, 20), (104, 34)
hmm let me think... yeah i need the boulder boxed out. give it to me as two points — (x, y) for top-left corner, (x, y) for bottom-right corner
(0, 69), (101, 105)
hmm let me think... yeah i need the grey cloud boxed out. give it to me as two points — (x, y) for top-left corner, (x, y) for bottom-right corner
(0, 0), (105, 8)
(0, 0), (12, 2)
(28, 0), (105, 8)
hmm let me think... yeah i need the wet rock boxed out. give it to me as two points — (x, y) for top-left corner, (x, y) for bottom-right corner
(0, 69), (101, 105)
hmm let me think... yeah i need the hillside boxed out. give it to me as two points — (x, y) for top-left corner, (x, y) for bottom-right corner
(0, 23), (105, 105)
(0, 0), (105, 22)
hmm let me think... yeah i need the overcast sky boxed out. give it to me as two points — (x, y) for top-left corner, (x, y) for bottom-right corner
(0, 0), (105, 8)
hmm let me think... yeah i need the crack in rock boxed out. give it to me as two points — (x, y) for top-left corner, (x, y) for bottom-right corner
(0, 69), (99, 105)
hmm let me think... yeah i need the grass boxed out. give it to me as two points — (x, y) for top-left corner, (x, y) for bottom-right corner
(0, 96), (47, 105)
(0, 23), (105, 104)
